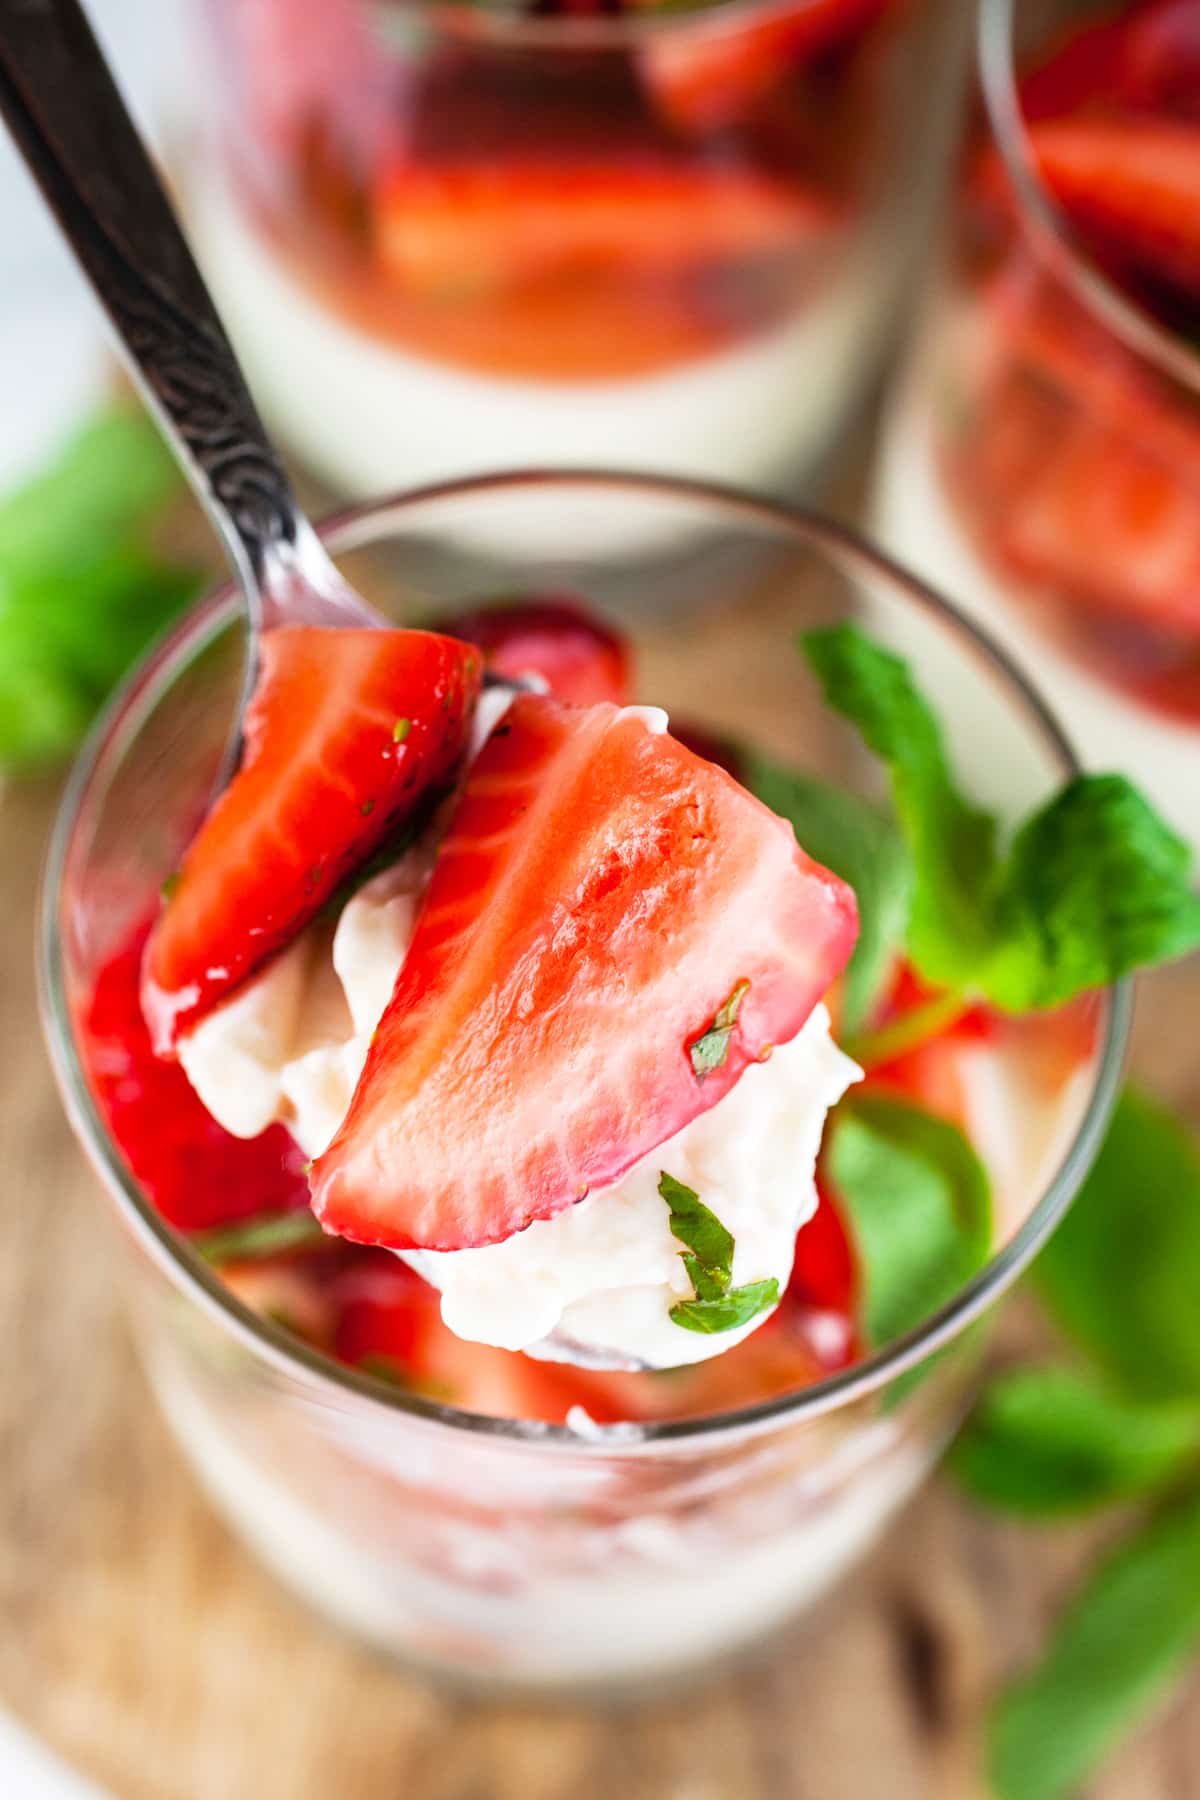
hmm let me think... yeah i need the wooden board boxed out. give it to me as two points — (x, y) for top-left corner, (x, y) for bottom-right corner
(2, 619), (1200, 1800)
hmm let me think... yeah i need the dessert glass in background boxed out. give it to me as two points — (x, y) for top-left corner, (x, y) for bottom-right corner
(41, 476), (1125, 1691)
(875, 0), (1200, 852)
(189, 0), (963, 500)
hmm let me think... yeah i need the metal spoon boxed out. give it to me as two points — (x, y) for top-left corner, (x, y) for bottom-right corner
(0, 0), (666, 1375)
(0, 0), (380, 671)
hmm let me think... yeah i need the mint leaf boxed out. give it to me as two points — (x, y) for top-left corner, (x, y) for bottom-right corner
(192, 1208), (327, 1265)
(688, 979), (750, 1080)
(746, 755), (912, 1032)
(990, 1492), (1200, 1800)
(659, 1170), (733, 1300)
(0, 402), (205, 770)
(801, 623), (997, 993)
(826, 1093), (991, 1348)
(660, 1172), (780, 1334)
(952, 1364), (1200, 1517)
(669, 1279), (780, 1335)
(1035, 1089), (1200, 1404)
(801, 625), (1200, 1008)
(989, 775), (1200, 1009)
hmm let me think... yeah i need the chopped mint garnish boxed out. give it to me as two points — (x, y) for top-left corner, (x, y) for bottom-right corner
(801, 624), (1200, 1010)
(688, 980), (751, 1079)
(393, 717), (411, 744)
(160, 871), (181, 902)
(191, 1208), (327, 1265)
(360, 798), (375, 817)
(659, 1171), (780, 1335)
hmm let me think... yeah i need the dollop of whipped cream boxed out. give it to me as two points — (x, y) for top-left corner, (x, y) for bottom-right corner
(178, 698), (860, 1369)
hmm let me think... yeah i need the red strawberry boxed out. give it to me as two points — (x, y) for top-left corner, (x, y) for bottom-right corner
(1030, 117), (1200, 300)
(640, 0), (887, 134)
(142, 626), (481, 1051)
(372, 158), (832, 296)
(1121, 0), (1200, 120)
(83, 927), (311, 1232)
(333, 1254), (589, 1421)
(441, 597), (632, 707)
(312, 695), (858, 1252)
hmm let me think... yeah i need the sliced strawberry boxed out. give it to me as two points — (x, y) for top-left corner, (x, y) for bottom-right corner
(372, 157), (832, 297)
(441, 597), (632, 707)
(1019, 1), (1200, 124)
(791, 1179), (858, 1318)
(1030, 117), (1200, 300)
(312, 695), (858, 1252)
(142, 626), (481, 1051)
(640, 0), (886, 134)
(83, 927), (311, 1232)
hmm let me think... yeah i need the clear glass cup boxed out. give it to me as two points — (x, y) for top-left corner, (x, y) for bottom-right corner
(187, 0), (963, 500)
(874, 0), (1200, 853)
(40, 475), (1127, 1693)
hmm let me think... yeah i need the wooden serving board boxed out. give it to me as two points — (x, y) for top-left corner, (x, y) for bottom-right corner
(2, 567), (1200, 1799)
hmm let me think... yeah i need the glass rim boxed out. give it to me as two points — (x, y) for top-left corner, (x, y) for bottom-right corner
(390, 0), (862, 50)
(978, 0), (1200, 397)
(39, 469), (1131, 1454)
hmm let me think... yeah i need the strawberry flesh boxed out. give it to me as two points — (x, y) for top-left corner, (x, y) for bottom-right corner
(312, 694), (858, 1252)
(143, 625), (481, 1050)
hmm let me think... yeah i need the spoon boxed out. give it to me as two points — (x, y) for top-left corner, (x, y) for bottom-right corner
(0, 0), (381, 672)
(0, 0), (660, 1375)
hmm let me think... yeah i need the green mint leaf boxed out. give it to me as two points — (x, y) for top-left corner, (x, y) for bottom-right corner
(688, 979), (750, 1079)
(987, 775), (1200, 1009)
(746, 755), (912, 1033)
(952, 1364), (1200, 1517)
(392, 717), (411, 743)
(669, 1279), (780, 1334)
(192, 1208), (327, 1265)
(1035, 1088), (1200, 1404)
(801, 623), (997, 993)
(826, 1092), (991, 1348)
(989, 1492), (1200, 1800)
(800, 625), (1200, 1008)
(659, 1171), (734, 1291)
(660, 1173), (779, 1331)
(0, 402), (205, 770)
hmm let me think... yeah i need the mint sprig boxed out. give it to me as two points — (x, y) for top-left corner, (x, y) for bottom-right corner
(825, 1092), (991, 1350)
(989, 1492), (1200, 1800)
(659, 1172), (780, 1335)
(951, 1090), (1200, 1797)
(801, 624), (1200, 1010)
(0, 401), (206, 770)
(1034, 1088), (1200, 1404)
(952, 1365), (1200, 1518)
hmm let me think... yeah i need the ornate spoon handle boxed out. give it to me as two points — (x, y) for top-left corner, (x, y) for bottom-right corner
(0, 0), (306, 614)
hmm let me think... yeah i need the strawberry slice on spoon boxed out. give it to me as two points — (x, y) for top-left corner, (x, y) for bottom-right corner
(311, 693), (858, 1252)
(142, 625), (482, 1050)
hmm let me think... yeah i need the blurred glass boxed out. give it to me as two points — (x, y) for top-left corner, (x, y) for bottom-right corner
(187, 0), (963, 498)
(41, 476), (1125, 1689)
(874, 0), (1200, 853)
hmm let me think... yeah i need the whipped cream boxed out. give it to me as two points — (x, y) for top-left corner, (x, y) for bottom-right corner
(179, 697), (859, 1369)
